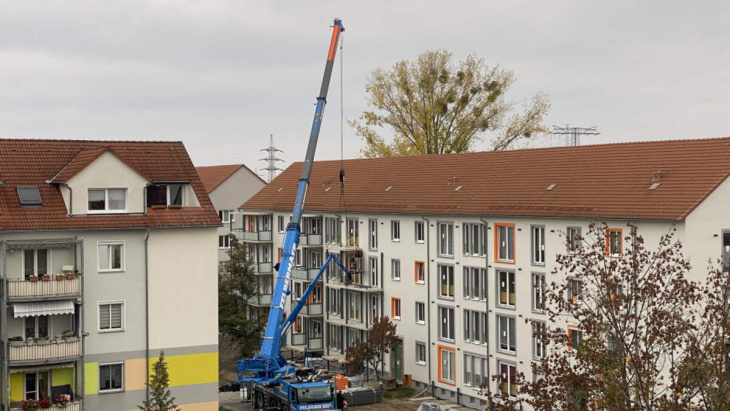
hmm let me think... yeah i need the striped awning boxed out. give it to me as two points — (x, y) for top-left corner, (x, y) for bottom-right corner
(13, 300), (74, 318)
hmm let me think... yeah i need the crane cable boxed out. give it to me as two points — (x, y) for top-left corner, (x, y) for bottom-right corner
(338, 31), (348, 233)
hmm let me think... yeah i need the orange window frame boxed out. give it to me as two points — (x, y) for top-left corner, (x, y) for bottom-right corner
(391, 297), (401, 320)
(605, 228), (623, 257)
(567, 324), (582, 352)
(437, 345), (456, 386)
(494, 223), (516, 264)
(415, 261), (425, 284)
(248, 215), (255, 232)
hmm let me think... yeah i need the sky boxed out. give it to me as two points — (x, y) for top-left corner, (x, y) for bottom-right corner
(1, 1), (729, 179)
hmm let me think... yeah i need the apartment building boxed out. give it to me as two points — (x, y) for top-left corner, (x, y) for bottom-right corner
(239, 137), (730, 409)
(0, 140), (220, 411)
(195, 164), (266, 264)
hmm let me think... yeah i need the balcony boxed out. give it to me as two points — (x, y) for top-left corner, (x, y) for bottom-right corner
(294, 302), (323, 316)
(248, 294), (272, 307)
(300, 234), (323, 247)
(292, 267), (321, 281)
(6, 277), (80, 301)
(291, 333), (324, 350)
(232, 229), (272, 243)
(253, 262), (273, 274)
(8, 339), (80, 363)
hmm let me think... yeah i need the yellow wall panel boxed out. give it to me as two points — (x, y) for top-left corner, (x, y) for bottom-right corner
(52, 368), (74, 387)
(85, 362), (98, 395)
(9, 373), (23, 402)
(125, 358), (148, 391)
(151, 353), (218, 387)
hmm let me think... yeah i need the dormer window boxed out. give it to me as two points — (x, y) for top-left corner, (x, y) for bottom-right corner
(147, 184), (185, 208)
(17, 186), (42, 206)
(89, 188), (127, 212)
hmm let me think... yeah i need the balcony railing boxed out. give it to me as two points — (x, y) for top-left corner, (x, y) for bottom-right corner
(248, 294), (272, 306)
(11, 400), (81, 411)
(292, 268), (320, 281)
(253, 262), (273, 274)
(8, 340), (80, 363)
(232, 230), (272, 242)
(297, 303), (323, 316)
(291, 334), (323, 350)
(7, 278), (81, 300)
(300, 234), (323, 246)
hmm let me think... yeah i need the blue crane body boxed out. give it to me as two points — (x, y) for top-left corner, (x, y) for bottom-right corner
(238, 18), (346, 411)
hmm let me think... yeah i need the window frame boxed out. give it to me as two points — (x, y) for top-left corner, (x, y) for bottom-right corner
(391, 220), (400, 242)
(437, 222), (454, 257)
(97, 241), (125, 273)
(567, 226), (582, 254)
(532, 321), (546, 359)
(568, 277), (583, 302)
(495, 223), (516, 263)
(99, 362), (124, 393)
(438, 305), (455, 342)
(277, 215), (285, 232)
(498, 361), (518, 398)
(606, 228), (623, 257)
(463, 223), (487, 257)
(415, 301), (426, 324)
(497, 314), (517, 354)
(415, 341), (427, 365)
(464, 352), (488, 388)
(98, 300), (125, 333)
(415, 261), (425, 284)
(531, 225), (546, 266)
(438, 345), (456, 386)
(88, 188), (128, 213)
(532, 272), (546, 312)
(218, 235), (230, 249)
(438, 264), (455, 300)
(415, 221), (425, 244)
(391, 259), (401, 281)
(368, 219), (378, 251)
(568, 325), (583, 352)
(497, 269), (516, 309)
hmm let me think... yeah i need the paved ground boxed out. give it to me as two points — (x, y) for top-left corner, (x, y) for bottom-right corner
(218, 392), (472, 411)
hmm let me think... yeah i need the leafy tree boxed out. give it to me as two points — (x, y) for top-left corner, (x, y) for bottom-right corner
(351, 50), (550, 158)
(489, 223), (701, 410)
(139, 351), (179, 411)
(345, 316), (398, 381)
(219, 235), (263, 358)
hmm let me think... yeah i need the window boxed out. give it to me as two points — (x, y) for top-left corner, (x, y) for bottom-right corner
(308, 283), (322, 304)
(439, 306), (455, 341)
(328, 288), (342, 316)
(219, 210), (234, 223)
(328, 324), (341, 350)
(463, 223), (486, 257)
(533, 321), (546, 359)
(495, 223), (515, 263)
(464, 353), (488, 388)
(369, 219), (378, 250)
(415, 302), (426, 324)
(391, 298), (401, 320)
(392, 259), (401, 280)
(463, 267), (487, 300)
(147, 184), (184, 207)
(348, 292), (361, 321)
(17, 186), (42, 206)
(567, 226), (582, 253)
(23, 249), (48, 280)
(261, 215), (271, 231)
(438, 345), (456, 385)
(99, 302), (124, 331)
(438, 264), (455, 299)
(98, 242), (123, 272)
(23, 371), (49, 400)
(25, 316), (49, 340)
(463, 310), (488, 345)
(89, 188), (126, 212)
(278, 215), (285, 232)
(391, 220), (400, 241)
(498, 362), (517, 398)
(99, 363), (123, 392)
(497, 315), (516, 353)
(497, 270), (516, 308)
(346, 218), (359, 246)
(568, 278), (582, 302)
(415, 221), (425, 243)
(437, 222), (454, 256)
(369, 257), (379, 288)
(293, 317), (303, 334)
(415, 261), (425, 284)
(532, 273), (546, 312)
(531, 225), (545, 265)
(325, 217), (340, 243)
(606, 228), (622, 257)
(568, 325), (583, 352)
(218, 235), (230, 249)
(416, 342), (427, 365)
(371, 295), (380, 321)
(311, 319), (322, 338)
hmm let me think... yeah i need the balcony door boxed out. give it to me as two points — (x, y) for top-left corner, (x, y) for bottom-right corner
(24, 371), (50, 400)
(24, 249), (49, 280)
(25, 316), (49, 339)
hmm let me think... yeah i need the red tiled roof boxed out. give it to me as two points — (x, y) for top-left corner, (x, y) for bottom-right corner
(0, 139), (220, 231)
(195, 164), (265, 193)
(242, 137), (730, 221)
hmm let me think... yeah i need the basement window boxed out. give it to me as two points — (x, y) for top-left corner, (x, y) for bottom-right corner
(17, 186), (42, 206)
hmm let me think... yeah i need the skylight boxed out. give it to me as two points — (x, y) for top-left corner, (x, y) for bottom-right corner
(649, 183), (661, 190)
(546, 184), (557, 191)
(17, 186), (42, 206)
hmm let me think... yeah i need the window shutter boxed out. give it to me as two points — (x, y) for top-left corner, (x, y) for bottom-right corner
(100, 305), (110, 329)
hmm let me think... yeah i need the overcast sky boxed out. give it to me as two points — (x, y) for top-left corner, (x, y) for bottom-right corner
(1, 1), (728, 178)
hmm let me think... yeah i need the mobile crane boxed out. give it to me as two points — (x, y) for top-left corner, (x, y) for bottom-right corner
(238, 18), (347, 411)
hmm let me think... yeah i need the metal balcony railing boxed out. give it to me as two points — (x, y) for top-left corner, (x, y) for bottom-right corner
(232, 229), (272, 242)
(300, 234), (323, 246)
(8, 339), (80, 363)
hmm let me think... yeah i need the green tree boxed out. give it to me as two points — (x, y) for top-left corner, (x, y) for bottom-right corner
(351, 50), (550, 158)
(139, 351), (179, 411)
(219, 235), (263, 358)
(345, 316), (398, 381)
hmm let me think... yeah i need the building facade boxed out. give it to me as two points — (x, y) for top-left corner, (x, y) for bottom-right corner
(240, 137), (730, 409)
(0, 140), (220, 411)
(195, 164), (266, 264)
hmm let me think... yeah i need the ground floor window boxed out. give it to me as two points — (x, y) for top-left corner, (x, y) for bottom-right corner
(438, 345), (456, 385)
(499, 361), (517, 398)
(99, 363), (123, 392)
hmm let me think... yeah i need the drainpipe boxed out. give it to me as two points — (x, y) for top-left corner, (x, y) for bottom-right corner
(420, 215), (432, 395)
(79, 238), (85, 411)
(144, 229), (151, 406)
(480, 216), (491, 395)
(2, 241), (8, 411)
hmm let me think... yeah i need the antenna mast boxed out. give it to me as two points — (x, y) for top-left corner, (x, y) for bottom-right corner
(552, 125), (600, 146)
(260, 134), (284, 182)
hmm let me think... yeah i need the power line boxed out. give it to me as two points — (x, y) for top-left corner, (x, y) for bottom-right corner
(260, 134), (284, 182)
(552, 124), (600, 147)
